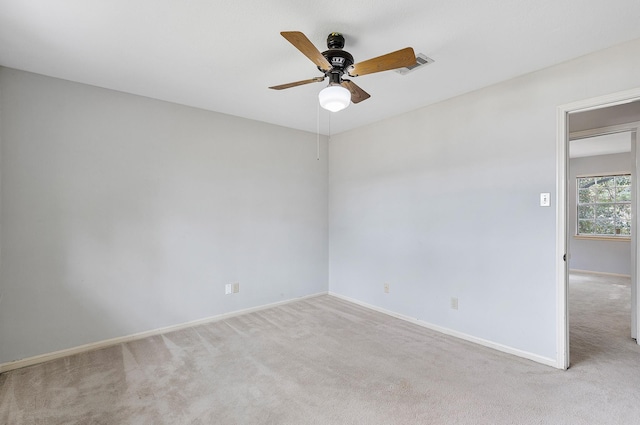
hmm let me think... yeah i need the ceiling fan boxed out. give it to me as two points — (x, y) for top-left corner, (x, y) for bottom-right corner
(269, 31), (416, 112)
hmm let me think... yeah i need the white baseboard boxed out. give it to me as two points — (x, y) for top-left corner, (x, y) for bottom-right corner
(0, 292), (328, 374)
(1, 291), (559, 373)
(328, 292), (558, 369)
(570, 269), (631, 278)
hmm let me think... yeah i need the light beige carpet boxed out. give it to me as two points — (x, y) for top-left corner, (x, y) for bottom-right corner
(1, 273), (640, 424)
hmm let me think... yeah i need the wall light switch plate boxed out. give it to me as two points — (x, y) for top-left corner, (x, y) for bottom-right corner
(225, 283), (232, 295)
(540, 193), (550, 207)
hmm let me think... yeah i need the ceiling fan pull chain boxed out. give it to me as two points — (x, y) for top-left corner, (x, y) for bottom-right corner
(317, 101), (320, 161)
(328, 110), (331, 144)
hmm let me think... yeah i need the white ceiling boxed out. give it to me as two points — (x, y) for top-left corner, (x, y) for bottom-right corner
(570, 132), (632, 158)
(2, 0), (640, 135)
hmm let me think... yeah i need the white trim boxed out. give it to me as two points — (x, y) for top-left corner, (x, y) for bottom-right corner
(632, 131), (639, 341)
(556, 105), (569, 369)
(557, 86), (640, 370)
(573, 235), (630, 242)
(575, 171), (631, 178)
(565, 95), (640, 113)
(569, 121), (640, 141)
(329, 292), (558, 368)
(569, 269), (631, 278)
(0, 292), (327, 374)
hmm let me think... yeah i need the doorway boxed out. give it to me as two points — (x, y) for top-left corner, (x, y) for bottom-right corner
(556, 89), (640, 369)
(568, 126), (636, 365)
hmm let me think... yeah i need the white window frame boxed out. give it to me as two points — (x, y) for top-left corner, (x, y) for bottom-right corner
(576, 172), (631, 240)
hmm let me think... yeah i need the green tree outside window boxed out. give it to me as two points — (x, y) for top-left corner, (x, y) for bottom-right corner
(577, 174), (631, 237)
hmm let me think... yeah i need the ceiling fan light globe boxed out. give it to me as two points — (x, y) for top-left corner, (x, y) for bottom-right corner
(318, 85), (351, 112)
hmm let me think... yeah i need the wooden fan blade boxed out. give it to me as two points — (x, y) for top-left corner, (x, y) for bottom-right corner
(341, 80), (370, 104)
(281, 31), (332, 72)
(269, 76), (325, 90)
(348, 47), (416, 77)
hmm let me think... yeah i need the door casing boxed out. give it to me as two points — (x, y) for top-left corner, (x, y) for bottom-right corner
(556, 88), (640, 370)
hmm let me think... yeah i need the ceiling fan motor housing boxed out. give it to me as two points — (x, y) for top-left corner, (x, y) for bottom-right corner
(318, 32), (354, 78)
(327, 32), (345, 49)
(320, 49), (354, 73)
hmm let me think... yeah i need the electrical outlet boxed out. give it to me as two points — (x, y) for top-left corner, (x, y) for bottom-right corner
(384, 282), (390, 293)
(225, 284), (232, 295)
(451, 297), (458, 310)
(233, 282), (240, 293)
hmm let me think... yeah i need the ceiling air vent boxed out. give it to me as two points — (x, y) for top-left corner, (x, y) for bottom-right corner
(395, 53), (434, 75)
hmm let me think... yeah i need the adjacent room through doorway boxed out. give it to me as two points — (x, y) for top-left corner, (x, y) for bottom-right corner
(565, 101), (640, 367)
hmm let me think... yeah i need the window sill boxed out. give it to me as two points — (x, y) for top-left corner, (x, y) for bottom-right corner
(573, 235), (630, 242)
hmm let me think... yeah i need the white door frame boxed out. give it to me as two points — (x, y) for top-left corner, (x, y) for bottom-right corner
(556, 87), (640, 370)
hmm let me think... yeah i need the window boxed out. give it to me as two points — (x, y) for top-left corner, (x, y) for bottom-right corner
(577, 174), (631, 237)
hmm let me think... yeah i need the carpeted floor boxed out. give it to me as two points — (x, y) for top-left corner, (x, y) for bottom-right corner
(1, 272), (640, 424)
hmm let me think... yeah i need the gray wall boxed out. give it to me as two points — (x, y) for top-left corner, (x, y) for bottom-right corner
(328, 38), (640, 361)
(0, 68), (329, 363)
(3, 38), (640, 366)
(569, 152), (631, 275)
